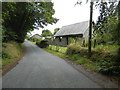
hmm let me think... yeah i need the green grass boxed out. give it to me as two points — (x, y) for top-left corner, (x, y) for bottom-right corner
(94, 45), (120, 52)
(49, 45), (67, 54)
(67, 54), (99, 71)
(29, 41), (36, 44)
(43, 48), (66, 59)
(42, 44), (120, 74)
(2, 41), (24, 69)
(44, 45), (99, 71)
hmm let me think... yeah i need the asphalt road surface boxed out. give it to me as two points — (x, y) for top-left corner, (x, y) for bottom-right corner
(3, 40), (102, 88)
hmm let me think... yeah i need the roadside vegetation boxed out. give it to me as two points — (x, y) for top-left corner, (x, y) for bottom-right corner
(2, 2), (58, 72)
(26, 2), (120, 83)
(2, 41), (24, 69)
(43, 45), (99, 71)
(29, 33), (120, 82)
(43, 44), (120, 76)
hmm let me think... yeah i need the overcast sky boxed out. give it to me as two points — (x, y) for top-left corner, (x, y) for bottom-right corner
(31, 0), (99, 35)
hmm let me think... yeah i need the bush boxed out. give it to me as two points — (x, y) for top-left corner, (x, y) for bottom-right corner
(66, 44), (88, 56)
(66, 44), (120, 76)
(99, 49), (120, 76)
(2, 51), (10, 59)
(66, 44), (81, 55)
(36, 39), (42, 45)
(99, 65), (120, 76)
(36, 40), (49, 48)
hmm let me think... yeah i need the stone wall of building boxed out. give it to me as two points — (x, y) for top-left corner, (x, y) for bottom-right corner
(49, 36), (85, 47)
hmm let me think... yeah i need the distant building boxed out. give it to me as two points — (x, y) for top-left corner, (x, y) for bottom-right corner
(32, 34), (42, 39)
(30, 34), (42, 42)
(53, 21), (90, 47)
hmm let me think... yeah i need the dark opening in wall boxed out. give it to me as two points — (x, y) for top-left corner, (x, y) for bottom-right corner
(59, 37), (62, 42)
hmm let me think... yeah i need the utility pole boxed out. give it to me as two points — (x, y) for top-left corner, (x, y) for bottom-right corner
(88, 1), (93, 57)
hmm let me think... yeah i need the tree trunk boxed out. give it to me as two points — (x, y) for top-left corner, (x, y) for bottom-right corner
(88, 2), (93, 57)
(117, 1), (120, 45)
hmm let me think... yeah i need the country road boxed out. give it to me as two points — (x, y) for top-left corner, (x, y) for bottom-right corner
(3, 40), (102, 88)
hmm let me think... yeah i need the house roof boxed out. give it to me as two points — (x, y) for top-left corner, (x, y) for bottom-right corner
(31, 34), (42, 38)
(54, 21), (89, 37)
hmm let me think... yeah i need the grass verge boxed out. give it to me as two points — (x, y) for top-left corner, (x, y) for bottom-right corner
(2, 41), (25, 69)
(29, 41), (36, 44)
(43, 45), (99, 72)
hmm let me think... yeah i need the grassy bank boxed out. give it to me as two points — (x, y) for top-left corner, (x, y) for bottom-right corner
(2, 41), (24, 69)
(44, 44), (120, 76)
(43, 45), (99, 72)
(30, 41), (36, 44)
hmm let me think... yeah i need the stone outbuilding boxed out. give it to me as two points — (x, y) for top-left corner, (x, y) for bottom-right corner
(53, 21), (90, 47)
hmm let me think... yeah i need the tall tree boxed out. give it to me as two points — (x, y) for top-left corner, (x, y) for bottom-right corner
(2, 2), (58, 43)
(93, 2), (118, 44)
(116, 1), (120, 45)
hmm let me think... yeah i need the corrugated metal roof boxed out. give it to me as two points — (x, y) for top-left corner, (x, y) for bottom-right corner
(54, 21), (89, 37)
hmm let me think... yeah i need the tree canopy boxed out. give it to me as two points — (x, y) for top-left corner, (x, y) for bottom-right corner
(53, 28), (60, 35)
(93, 1), (120, 45)
(2, 2), (58, 43)
(41, 29), (53, 37)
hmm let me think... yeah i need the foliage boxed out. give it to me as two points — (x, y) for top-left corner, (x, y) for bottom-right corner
(98, 55), (120, 76)
(41, 29), (53, 37)
(2, 51), (10, 59)
(53, 28), (60, 35)
(2, 41), (24, 68)
(45, 45), (99, 71)
(93, 2), (119, 45)
(29, 36), (42, 42)
(26, 35), (31, 39)
(36, 40), (49, 48)
(69, 37), (76, 44)
(43, 43), (120, 75)
(35, 38), (42, 44)
(2, 2), (58, 43)
(95, 44), (120, 52)
(66, 44), (88, 55)
(66, 44), (81, 55)
(43, 48), (66, 59)
(116, 1), (120, 45)
(49, 45), (67, 53)
(66, 43), (120, 76)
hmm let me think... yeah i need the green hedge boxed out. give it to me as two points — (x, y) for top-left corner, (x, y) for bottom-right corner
(36, 40), (49, 48)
